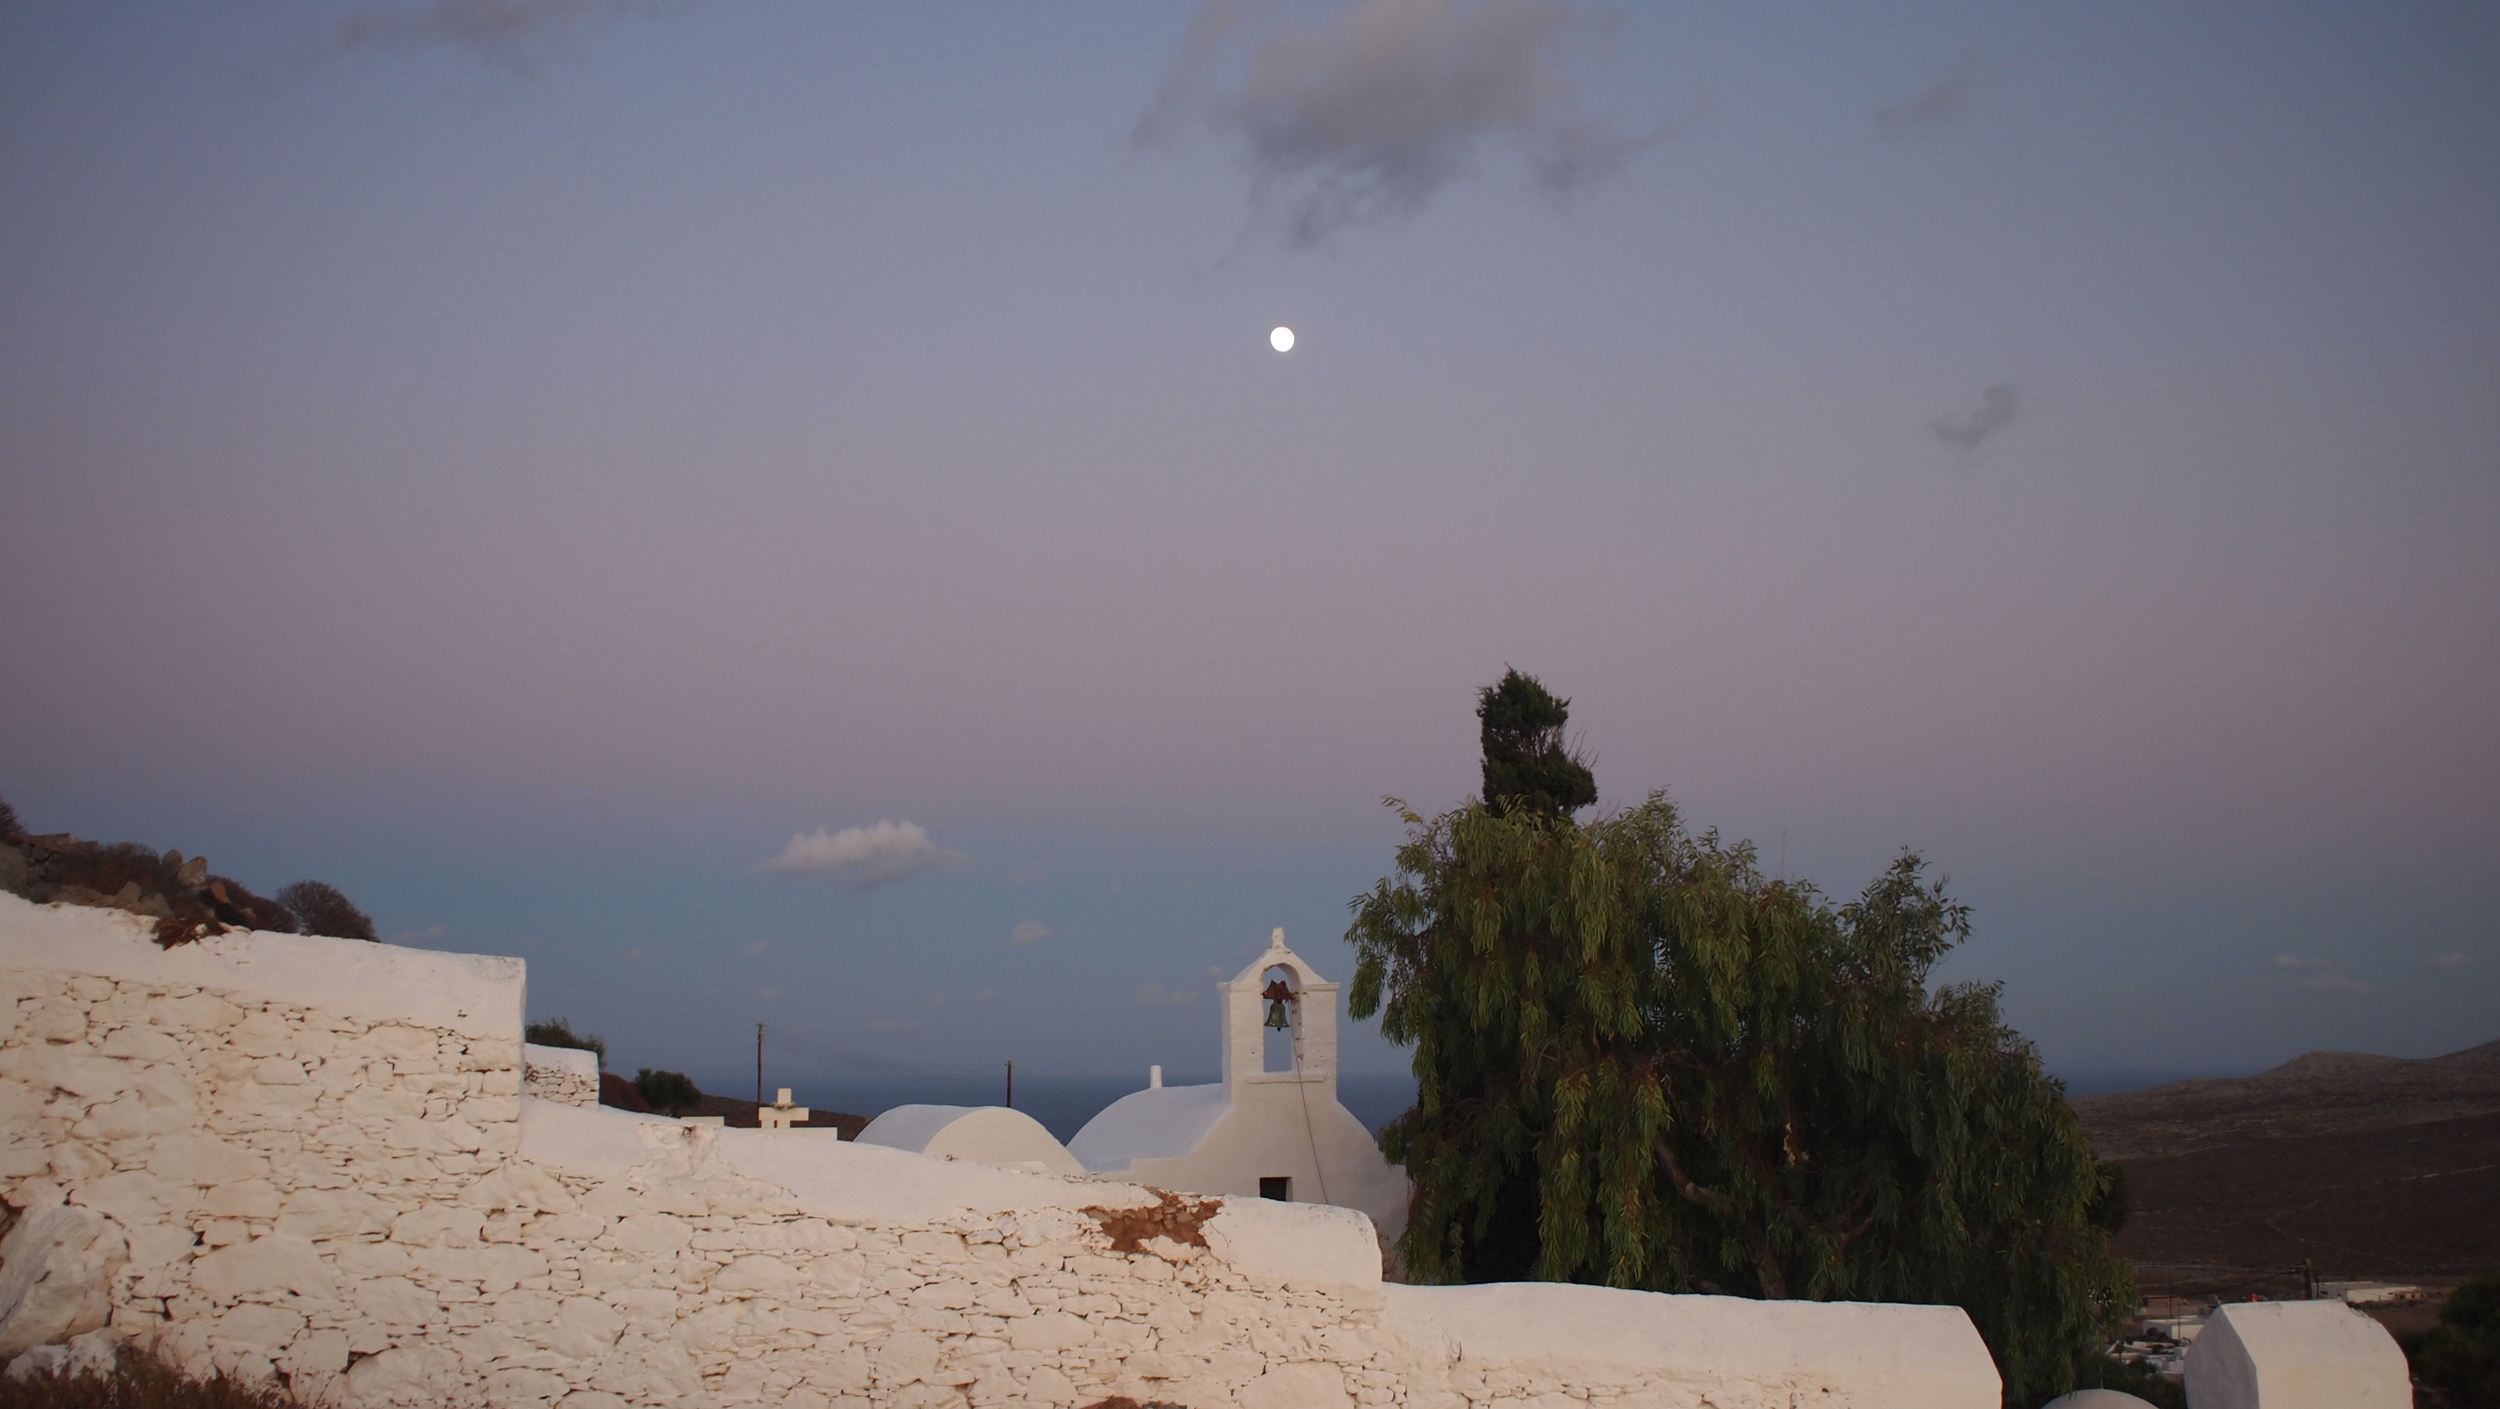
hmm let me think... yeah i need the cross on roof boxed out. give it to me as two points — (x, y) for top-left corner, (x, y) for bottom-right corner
(760, 1086), (809, 1131)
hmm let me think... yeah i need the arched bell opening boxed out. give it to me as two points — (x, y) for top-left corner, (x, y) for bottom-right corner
(1260, 964), (1300, 1073)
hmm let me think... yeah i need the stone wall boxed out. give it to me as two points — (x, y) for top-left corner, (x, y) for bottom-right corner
(522, 1047), (599, 1109)
(0, 894), (2002, 1408)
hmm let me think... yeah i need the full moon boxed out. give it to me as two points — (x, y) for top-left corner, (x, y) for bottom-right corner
(1269, 326), (1295, 352)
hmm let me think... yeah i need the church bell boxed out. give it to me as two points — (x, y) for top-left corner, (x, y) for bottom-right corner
(1261, 979), (1295, 1030)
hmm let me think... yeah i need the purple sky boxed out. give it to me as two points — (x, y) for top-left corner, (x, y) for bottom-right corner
(4, 2), (2494, 1096)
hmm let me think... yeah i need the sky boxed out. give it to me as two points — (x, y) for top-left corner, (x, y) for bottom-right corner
(3, 1), (2495, 1101)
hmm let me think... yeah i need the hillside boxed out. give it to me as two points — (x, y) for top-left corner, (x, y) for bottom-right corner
(2074, 1039), (2500, 1295)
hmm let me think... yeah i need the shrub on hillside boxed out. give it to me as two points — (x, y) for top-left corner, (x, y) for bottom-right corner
(203, 878), (296, 933)
(526, 1018), (608, 1065)
(0, 1345), (293, 1409)
(0, 792), (21, 840)
(276, 881), (376, 942)
(41, 841), (188, 909)
(634, 1067), (702, 1116)
(2410, 1272), (2500, 1407)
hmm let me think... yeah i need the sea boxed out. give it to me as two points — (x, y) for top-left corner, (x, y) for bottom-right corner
(702, 1068), (2240, 1143)
(696, 1071), (1421, 1143)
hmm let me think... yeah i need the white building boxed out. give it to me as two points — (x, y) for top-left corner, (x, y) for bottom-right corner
(2182, 1300), (2410, 1409)
(1069, 930), (1409, 1246)
(854, 1104), (1086, 1176)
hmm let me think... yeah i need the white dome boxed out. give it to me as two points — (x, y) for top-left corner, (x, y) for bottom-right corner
(853, 1104), (1085, 1176)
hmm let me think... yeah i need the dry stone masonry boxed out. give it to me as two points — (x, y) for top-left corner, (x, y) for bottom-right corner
(0, 893), (2001, 1407)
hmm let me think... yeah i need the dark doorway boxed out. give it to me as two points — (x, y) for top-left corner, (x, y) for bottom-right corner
(1259, 1176), (1291, 1202)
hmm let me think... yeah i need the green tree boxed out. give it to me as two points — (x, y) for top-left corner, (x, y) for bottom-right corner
(634, 1067), (702, 1116)
(1347, 676), (2132, 1406)
(1477, 668), (1596, 818)
(526, 1018), (608, 1066)
(2410, 1272), (2500, 1407)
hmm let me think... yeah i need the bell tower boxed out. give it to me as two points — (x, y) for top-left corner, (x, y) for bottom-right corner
(1220, 928), (1338, 1098)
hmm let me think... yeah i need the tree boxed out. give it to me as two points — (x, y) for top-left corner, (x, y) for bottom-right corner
(1477, 668), (1596, 818)
(525, 1018), (608, 1066)
(634, 1068), (702, 1117)
(1346, 675), (2133, 1406)
(278, 880), (378, 942)
(2409, 1271), (2500, 1407)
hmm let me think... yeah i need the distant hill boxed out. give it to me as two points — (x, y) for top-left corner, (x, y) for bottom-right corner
(2073, 1039), (2500, 1295)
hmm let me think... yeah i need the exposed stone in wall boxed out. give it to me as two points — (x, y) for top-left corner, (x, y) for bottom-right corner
(522, 1046), (600, 1109)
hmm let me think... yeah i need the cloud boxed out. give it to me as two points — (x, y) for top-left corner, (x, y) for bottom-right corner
(2301, 975), (2370, 993)
(754, 820), (966, 892)
(390, 924), (449, 945)
(1876, 52), (1979, 135)
(2269, 953), (2333, 970)
(2428, 951), (2472, 970)
(1008, 921), (1056, 949)
(1136, 982), (1198, 1006)
(333, 0), (636, 73)
(1929, 384), (2020, 450)
(1006, 863), (1049, 887)
(1138, 0), (1702, 248)
(741, 939), (771, 957)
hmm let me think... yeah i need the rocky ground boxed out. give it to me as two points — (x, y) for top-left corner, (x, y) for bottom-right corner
(2074, 1039), (2500, 1297)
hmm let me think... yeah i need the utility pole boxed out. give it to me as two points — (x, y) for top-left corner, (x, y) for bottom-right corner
(1005, 1060), (1014, 1110)
(755, 1023), (764, 1108)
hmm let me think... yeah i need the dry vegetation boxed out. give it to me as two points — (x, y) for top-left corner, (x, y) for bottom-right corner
(0, 1350), (293, 1409)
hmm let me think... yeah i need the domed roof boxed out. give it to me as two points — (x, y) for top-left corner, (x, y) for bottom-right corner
(853, 1104), (1085, 1176)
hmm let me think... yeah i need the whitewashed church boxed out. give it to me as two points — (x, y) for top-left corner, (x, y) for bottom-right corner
(1069, 930), (1409, 1244)
(855, 929), (1410, 1244)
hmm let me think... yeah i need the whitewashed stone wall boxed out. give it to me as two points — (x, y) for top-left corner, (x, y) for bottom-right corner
(0, 894), (2001, 1408)
(522, 1046), (599, 1109)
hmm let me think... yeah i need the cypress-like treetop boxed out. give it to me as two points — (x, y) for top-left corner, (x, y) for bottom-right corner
(1476, 668), (1597, 818)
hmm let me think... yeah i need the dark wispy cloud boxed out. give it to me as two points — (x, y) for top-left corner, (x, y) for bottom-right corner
(753, 821), (967, 893)
(1138, 0), (1701, 249)
(1876, 51), (1979, 136)
(1929, 384), (2020, 450)
(334, 0), (650, 74)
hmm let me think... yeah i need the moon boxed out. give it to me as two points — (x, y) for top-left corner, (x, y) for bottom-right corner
(1269, 326), (1295, 352)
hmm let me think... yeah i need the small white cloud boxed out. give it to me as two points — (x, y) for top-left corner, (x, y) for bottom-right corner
(1008, 921), (1055, 949)
(757, 987), (783, 1001)
(2428, 951), (2472, 970)
(1007, 863), (1048, 887)
(975, 989), (998, 1002)
(2270, 954), (2333, 970)
(2302, 975), (2370, 993)
(390, 924), (449, 945)
(1136, 982), (1197, 1007)
(742, 940), (772, 957)
(754, 821), (966, 892)
(1138, 0), (1701, 249)
(622, 946), (647, 961)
